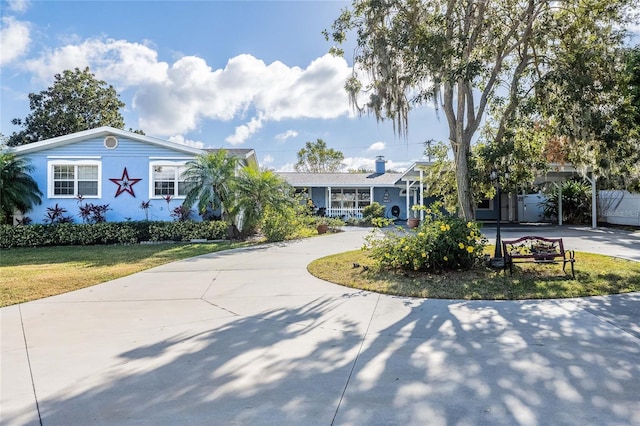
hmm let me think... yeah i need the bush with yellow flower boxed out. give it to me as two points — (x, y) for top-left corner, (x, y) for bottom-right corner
(364, 202), (487, 272)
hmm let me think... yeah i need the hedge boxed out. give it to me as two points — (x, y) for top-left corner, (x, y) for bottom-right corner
(0, 220), (229, 249)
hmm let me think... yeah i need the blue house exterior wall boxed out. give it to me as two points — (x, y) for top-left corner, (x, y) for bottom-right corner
(16, 129), (505, 225)
(302, 186), (409, 219)
(308, 187), (325, 212)
(475, 201), (498, 221)
(18, 134), (200, 223)
(372, 187), (405, 218)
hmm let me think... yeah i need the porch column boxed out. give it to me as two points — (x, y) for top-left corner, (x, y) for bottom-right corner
(587, 173), (597, 229)
(558, 183), (563, 226)
(406, 180), (410, 220)
(419, 168), (424, 220)
(370, 186), (374, 207)
(327, 186), (332, 217)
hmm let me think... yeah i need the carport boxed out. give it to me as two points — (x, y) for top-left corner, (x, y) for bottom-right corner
(399, 161), (598, 228)
(533, 163), (597, 229)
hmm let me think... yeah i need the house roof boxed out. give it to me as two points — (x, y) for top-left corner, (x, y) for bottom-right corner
(12, 126), (206, 155)
(277, 172), (403, 187)
(398, 161), (433, 183)
(11, 126), (259, 168)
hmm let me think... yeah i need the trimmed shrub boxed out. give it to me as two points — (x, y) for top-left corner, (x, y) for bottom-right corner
(147, 220), (227, 242)
(0, 220), (228, 248)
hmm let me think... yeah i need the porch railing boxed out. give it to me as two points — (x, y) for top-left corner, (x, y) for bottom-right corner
(326, 207), (364, 219)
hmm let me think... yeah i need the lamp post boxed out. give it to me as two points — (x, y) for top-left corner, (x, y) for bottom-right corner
(490, 168), (509, 269)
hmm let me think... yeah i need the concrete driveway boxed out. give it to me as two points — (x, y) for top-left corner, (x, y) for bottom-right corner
(2, 226), (639, 426)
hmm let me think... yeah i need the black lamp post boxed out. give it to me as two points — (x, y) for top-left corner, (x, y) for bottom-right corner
(490, 168), (509, 268)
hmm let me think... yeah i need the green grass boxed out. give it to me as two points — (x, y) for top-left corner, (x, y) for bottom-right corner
(0, 242), (250, 307)
(308, 250), (640, 300)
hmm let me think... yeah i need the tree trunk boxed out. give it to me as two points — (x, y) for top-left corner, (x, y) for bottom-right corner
(452, 138), (474, 220)
(448, 80), (475, 221)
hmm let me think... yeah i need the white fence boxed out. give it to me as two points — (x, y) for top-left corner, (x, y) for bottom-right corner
(598, 190), (640, 227)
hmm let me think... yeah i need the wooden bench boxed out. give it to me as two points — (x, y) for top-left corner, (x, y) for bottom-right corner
(502, 236), (576, 278)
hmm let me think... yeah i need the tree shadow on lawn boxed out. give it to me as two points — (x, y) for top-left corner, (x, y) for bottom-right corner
(12, 292), (640, 426)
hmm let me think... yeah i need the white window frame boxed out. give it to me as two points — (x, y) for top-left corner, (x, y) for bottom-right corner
(149, 161), (189, 199)
(47, 160), (102, 198)
(329, 188), (371, 210)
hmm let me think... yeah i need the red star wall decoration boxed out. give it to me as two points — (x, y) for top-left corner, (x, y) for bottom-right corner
(110, 167), (142, 197)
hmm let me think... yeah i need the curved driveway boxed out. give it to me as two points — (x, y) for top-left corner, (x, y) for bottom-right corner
(2, 226), (639, 426)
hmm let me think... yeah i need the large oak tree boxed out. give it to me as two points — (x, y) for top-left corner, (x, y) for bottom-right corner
(8, 67), (125, 146)
(327, 0), (634, 219)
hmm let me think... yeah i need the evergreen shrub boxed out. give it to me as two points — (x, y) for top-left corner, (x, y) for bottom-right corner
(0, 220), (228, 248)
(260, 205), (298, 242)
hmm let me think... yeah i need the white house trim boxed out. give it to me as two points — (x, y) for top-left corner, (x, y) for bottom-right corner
(148, 157), (194, 160)
(47, 156), (101, 159)
(47, 159), (102, 199)
(148, 160), (189, 200)
(14, 127), (205, 156)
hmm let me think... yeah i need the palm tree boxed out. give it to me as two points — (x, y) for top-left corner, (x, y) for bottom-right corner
(234, 167), (295, 234)
(182, 150), (239, 234)
(0, 150), (43, 224)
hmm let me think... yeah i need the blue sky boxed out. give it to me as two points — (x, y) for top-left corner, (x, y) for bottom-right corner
(1, 0), (444, 171)
(2, 1), (637, 172)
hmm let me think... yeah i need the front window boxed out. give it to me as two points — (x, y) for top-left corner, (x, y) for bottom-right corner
(151, 164), (189, 198)
(477, 198), (493, 210)
(330, 188), (371, 210)
(49, 162), (100, 197)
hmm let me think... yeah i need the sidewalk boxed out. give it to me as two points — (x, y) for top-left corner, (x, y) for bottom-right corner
(1, 227), (639, 425)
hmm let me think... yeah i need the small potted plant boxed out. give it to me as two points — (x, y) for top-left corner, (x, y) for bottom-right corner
(408, 205), (422, 228)
(316, 218), (329, 234)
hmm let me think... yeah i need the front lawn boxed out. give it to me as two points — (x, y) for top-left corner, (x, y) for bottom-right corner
(0, 242), (249, 307)
(308, 249), (640, 299)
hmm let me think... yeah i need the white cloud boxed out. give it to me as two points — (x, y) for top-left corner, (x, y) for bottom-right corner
(256, 54), (354, 121)
(275, 130), (298, 142)
(226, 115), (264, 145)
(23, 38), (168, 86)
(0, 17), (30, 66)
(134, 53), (354, 136)
(21, 36), (355, 138)
(386, 160), (411, 172)
(342, 156), (411, 173)
(168, 134), (204, 149)
(341, 157), (373, 171)
(276, 162), (296, 172)
(368, 141), (385, 151)
(7, 0), (30, 13)
(262, 154), (274, 165)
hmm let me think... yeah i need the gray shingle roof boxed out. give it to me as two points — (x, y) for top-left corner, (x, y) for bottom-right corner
(277, 172), (403, 187)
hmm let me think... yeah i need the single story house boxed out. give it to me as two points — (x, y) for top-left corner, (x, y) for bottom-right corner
(10, 127), (257, 224)
(278, 158), (601, 228)
(277, 157), (441, 221)
(9, 127), (603, 227)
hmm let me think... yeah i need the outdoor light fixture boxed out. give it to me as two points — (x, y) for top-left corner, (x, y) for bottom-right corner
(490, 167), (510, 269)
